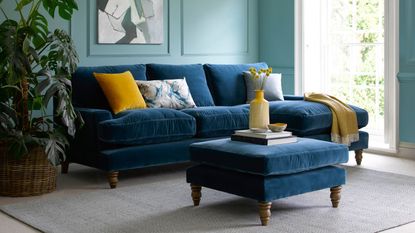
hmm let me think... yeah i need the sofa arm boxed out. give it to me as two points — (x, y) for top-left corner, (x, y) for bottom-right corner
(71, 108), (113, 160)
(284, 95), (304, 101)
(76, 108), (113, 123)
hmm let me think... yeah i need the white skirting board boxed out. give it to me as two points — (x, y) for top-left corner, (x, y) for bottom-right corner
(398, 142), (415, 159)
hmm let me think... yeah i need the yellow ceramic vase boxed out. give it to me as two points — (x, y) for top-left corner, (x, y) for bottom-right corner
(249, 90), (269, 130)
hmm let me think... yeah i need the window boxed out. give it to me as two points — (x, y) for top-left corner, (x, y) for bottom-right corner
(295, 0), (398, 151)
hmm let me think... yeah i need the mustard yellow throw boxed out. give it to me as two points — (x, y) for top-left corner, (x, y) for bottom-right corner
(304, 92), (359, 146)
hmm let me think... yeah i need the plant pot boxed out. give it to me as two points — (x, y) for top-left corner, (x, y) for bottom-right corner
(0, 143), (57, 197)
(249, 90), (270, 130)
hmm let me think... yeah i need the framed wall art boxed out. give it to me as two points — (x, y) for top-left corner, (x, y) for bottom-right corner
(97, 0), (164, 44)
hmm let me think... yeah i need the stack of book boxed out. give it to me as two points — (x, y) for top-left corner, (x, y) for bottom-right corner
(231, 129), (297, 146)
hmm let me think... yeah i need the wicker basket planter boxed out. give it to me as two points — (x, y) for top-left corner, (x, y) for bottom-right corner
(0, 143), (57, 197)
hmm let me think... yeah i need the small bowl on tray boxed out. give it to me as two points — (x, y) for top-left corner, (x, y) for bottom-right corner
(267, 123), (287, 132)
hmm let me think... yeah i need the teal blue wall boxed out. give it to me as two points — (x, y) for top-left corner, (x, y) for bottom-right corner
(1, 0), (259, 65)
(398, 0), (415, 143)
(259, 0), (295, 95)
(72, 0), (259, 66)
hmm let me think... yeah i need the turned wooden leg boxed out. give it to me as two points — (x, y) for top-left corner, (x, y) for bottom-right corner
(108, 171), (119, 189)
(61, 161), (69, 174)
(258, 201), (272, 226)
(355, 149), (363, 165)
(330, 186), (342, 208)
(191, 184), (202, 206)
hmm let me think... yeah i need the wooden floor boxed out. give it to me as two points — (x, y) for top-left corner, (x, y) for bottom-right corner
(1, 152), (415, 233)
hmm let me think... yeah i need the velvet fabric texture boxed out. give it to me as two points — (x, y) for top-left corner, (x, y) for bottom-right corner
(187, 165), (346, 202)
(98, 109), (196, 145)
(182, 105), (249, 138)
(146, 64), (215, 107)
(69, 63), (369, 174)
(306, 131), (369, 151)
(269, 100), (369, 136)
(72, 64), (147, 109)
(190, 138), (349, 176)
(73, 138), (217, 172)
(204, 63), (268, 106)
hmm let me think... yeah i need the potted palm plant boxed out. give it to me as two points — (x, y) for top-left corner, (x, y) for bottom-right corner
(0, 0), (81, 196)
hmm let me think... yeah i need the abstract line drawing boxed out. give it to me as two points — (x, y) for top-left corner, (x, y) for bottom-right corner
(97, 0), (163, 44)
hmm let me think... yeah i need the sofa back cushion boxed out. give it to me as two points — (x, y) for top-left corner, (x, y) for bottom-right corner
(204, 63), (268, 106)
(72, 64), (147, 109)
(146, 64), (215, 107)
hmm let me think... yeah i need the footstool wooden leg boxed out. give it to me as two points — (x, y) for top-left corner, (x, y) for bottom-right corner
(108, 171), (119, 189)
(330, 186), (342, 208)
(258, 201), (272, 226)
(191, 184), (202, 206)
(355, 149), (363, 165)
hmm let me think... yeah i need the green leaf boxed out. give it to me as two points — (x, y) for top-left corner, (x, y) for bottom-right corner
(42, 81), (59, 106)
(28, 95), (43, 110)
(44, 130), (69, 166)
(35, 72), (51, 94)
(9, 137), (28, 160)
(29, 12), (49, 49)
(41, 0), (78, 20)
(15, 0), (33, 11)
(58, 5), (72, 20)
(0, 102), (18, 126)
(42, 0), (57, 18)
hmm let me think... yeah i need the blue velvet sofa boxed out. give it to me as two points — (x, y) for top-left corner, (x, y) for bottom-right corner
(65, 63), (369, 188)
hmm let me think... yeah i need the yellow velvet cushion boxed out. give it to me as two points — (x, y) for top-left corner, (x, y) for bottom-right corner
(94, 71), (146, 114)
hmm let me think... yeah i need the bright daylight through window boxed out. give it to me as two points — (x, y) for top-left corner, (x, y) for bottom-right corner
(300, 0), (393, 149)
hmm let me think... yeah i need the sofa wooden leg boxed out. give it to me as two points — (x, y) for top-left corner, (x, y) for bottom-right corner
(191, 184), (202, 206)
(355, 149), (363, 165)
(108, 171), (119, 189)
(330, 186), (342, 208)
(61, 161), (69, 174)
(258, 201), (272, 226)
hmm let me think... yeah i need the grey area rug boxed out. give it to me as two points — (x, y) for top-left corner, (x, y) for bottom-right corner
(2, 166), (415, 233)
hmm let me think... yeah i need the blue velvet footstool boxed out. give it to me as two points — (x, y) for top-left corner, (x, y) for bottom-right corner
(186, 138), (349, 226)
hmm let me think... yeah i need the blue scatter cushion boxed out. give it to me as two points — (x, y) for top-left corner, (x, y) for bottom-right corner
(269, 100), (369, 136)
(182, 105), (249, 138)
(136, 79), (196, 109)
(72, 64), (147, 109)
(146, 64), (215, 107)
(190, 138), (349, 176)
(204, 63), (269, 106)
(98, 108), (196, 145)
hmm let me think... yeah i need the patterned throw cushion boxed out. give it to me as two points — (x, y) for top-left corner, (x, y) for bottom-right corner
(136, 78), (197, 109)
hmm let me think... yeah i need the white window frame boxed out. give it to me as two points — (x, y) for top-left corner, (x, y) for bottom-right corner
(294, 0), (399, 153)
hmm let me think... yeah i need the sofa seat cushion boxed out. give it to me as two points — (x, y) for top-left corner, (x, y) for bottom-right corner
(146, 64), (215, 107)
(182, 105), (249, 138)
(98, 109), (196, 145)
(269, 100), (369, 136)
(204, 63), (269, 106)
(190, 138), (349, 176)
